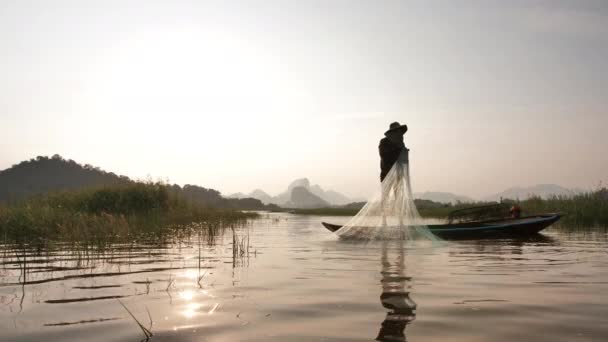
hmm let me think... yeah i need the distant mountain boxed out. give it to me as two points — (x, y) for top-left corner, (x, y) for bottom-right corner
(414, 191), (474, 204)
(229, 189), (274, 204)
(228, 192), (247, 199)
(250, 189), (273, 204)
(285, 186), (330, 209)
(0, 154), (271, 210)
(310, 186), (352, 206)
(229, 178), (355, 207)
(286, 178), (353, 206)
(227, 180), (587, 208)
(484, 184), (582, 201)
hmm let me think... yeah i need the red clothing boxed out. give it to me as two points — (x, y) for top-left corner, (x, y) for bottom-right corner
(510, 205), (521, 218)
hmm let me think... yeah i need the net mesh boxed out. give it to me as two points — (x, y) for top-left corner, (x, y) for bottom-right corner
(335, 150), (439, 241)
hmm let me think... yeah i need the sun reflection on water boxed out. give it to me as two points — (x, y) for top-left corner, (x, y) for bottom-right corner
(182, 303), (202, 318)
(178, 287), (220, 319)
(179, 290), (195, 301)
(182, 269), (198, 280)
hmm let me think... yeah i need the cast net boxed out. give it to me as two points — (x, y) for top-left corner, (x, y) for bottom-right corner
(335, 150), (439, 241)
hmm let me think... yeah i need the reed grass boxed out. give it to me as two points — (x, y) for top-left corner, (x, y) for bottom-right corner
(516, 189), (608, 227)
(118, 299), (153, 340)
(0, 182), (257, 248)
(291, 188), (608, 227)
(418, 188), (608, 227)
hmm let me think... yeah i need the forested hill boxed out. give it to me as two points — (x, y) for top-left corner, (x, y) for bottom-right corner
(0, 155), (130, 202)
(0, 155), (272, 210)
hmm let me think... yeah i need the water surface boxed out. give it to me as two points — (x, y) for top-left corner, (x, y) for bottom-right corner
(1, 213), (607, 341)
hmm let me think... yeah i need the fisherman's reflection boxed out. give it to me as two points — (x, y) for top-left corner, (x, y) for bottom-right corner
(376, 242), (416, 342)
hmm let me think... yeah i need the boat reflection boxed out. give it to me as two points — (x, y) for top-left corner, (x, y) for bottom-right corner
(376, 242), (416, 342)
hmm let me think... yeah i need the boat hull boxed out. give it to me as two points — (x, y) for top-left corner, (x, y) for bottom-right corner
(322, 214), (561, 240)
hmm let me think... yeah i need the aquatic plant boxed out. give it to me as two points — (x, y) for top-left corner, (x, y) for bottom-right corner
(516, 187), (608, 227)
(231, 226), (251, 268)
(290, 187), (608, 227)
(118, 300), (153, 340)
(0, 182), (257, 248)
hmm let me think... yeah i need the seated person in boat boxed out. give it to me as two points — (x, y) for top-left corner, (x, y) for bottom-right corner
(510, 204), (522, 219)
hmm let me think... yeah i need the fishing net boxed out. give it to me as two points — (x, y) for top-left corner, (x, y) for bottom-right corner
(335, 150), (439, 241)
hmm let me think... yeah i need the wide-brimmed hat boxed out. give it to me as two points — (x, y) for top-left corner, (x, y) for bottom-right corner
(384, 121), (408, 136)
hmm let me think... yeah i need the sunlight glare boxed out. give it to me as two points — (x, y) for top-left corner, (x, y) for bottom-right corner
(183, 269), (198, 280)
(179, 290), (195, 301)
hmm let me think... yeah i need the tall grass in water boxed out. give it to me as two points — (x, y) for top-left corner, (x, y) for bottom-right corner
(290, 188), (608, 228)
(0, 182), (257, 249)
(416, 188), (608, 227)
(519, 188), (608, 227)
(231, 226), (250, 268)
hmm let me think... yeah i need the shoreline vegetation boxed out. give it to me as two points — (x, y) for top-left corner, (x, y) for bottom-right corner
(0, 182), (257, 248)
(287, 188), (608, 227)
(0, 155), (273, 249)
(0, 155), (280, 211)
(1, 155), (605, 247)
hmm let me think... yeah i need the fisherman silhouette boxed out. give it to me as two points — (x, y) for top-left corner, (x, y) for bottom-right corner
(379, 122), (409, 182)
(379, 122), (410, 227)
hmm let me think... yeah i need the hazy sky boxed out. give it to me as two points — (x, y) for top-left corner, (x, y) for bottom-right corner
(1, 0), (607, 199)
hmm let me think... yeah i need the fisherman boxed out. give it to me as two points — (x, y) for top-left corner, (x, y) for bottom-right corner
(379, 122), (410, 227)
(379, 122), (409, 182)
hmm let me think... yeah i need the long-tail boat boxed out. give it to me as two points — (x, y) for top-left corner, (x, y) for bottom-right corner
(322, 204), (561, 240)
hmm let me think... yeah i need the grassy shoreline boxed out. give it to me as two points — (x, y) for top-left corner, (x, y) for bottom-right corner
(289, 188), (608, 227)
(0, 182), (257, 247)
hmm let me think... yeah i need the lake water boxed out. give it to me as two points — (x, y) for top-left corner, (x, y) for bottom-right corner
(1, 213), (607, 342)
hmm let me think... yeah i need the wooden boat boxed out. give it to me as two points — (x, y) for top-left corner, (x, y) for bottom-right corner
(321, 213), (562, 240)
